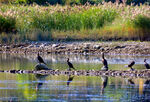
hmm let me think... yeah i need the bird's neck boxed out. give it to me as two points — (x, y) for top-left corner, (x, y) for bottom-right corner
(102, 54), (105, 59)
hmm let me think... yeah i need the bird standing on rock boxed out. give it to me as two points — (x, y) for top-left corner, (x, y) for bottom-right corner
(67, 58), (75, 71)
(127, 61), (135, 71)
(37, 52), (47, 65)
(101, 52), (108, 71)
(144, 59), (150, 69)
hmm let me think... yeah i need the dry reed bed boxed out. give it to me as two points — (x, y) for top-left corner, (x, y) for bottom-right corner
(0, 2), (150, 42)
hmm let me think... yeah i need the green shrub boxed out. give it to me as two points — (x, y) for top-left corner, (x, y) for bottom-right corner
(133, 15), (150, 29)
(0, 15), (16, 33)
(32, 7), (117, 31)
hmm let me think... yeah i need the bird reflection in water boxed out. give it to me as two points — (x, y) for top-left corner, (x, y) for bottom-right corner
(67, 75), (74, 87)
(35, 74), (49, 91)
(142, 79), (150, 95)
(128, 78), (135, 85)
(100, 76), (108, 95)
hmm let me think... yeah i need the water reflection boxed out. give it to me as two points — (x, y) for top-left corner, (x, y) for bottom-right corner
(67, 75), (74, 87)
(0, 54), (150, 101)
(35, 74), (49, 91)
(0, 73), (150, 101)
(143, 79), (150, 101)
(0, 53), (150, 65)
(100, 76), (108, 95)
(128, 78), (135, 85)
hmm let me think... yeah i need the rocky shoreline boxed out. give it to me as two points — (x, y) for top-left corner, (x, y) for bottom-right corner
(0, 41), (150, 55)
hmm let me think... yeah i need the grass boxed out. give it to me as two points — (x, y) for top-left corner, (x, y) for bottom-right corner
(0, 2), (150, 43)
(0, 15), (16, 33)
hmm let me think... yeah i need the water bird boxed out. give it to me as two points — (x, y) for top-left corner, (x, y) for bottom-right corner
(67, 58), (75, 70)
(144, 59), (150, 69)
(37, 52), (46, 65)
(126, 61), (135, 71)
(101, 52), (108, 71)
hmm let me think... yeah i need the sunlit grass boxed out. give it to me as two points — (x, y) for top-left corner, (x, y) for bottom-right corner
(0, 2), (150, 42)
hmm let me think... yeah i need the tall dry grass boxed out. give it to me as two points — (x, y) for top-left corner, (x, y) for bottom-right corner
(0, 2), (150, 42)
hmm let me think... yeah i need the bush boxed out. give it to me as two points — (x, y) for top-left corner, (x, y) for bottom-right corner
(133, 15), (150, 29)
(0, 15), (16, 33)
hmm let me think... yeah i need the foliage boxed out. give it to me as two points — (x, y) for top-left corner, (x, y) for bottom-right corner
(0, 15), (16, 33)
(132, 15), (150, 29)
(32, 7), (117, 31)
(0, 2), (150, 42)
(0, 0), (150, 5)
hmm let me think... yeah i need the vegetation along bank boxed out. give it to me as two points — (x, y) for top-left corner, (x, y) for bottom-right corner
(0, 2), (150, 42)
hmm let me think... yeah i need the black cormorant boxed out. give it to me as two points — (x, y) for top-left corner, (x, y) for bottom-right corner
(67, 58), (75, 70)
(127, 61), (135, 71)
(37, 52), (46, 65)
(101, 52), (108, 71)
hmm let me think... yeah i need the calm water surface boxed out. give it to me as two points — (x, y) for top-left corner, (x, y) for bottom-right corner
(0, 53), (150, 102)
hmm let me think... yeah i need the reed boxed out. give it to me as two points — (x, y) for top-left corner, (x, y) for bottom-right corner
(0, 2), (150, 42)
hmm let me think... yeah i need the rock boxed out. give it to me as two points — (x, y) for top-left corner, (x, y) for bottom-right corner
(40, 44), (45, 48)
(84, 43), (90, 49)
(83, 49), (89, 53)
(34, 45), (40, 48)
(59, 46), (66, 49)
(93, 45), (101, 49)
(100, 48), (104, 51)
(74, 47), (79, 50)
(35, 63), (52, 71)
(114, 46), (126, 49)
(52, 44), (59, 48)
(4, 46), (10, 49)
(28, 45), (34, 48)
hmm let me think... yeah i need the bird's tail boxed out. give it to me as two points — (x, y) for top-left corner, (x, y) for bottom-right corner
(43, 62), (47, 65)
(130, 68), (135, 71)
(73, 67), (76, 70)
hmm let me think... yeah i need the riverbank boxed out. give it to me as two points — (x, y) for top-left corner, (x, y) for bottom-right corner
(0, 41), (150, 55)
(0, 3), (150, 43)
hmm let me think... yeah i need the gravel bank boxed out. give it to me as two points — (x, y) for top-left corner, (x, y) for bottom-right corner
(0, 42), (150, 55)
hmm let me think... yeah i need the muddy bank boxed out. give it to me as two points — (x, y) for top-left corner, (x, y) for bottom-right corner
(0, 42), (150, 55)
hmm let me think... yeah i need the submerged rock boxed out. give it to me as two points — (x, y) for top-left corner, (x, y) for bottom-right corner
(35, 63), (52, 71)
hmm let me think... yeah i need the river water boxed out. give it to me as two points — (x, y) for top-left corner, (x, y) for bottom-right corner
(0, 53), (150, 102)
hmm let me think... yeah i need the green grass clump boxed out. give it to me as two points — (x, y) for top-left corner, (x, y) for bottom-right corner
(0, 15), (16, 33)
(133, 15), (150, 29)
(32, 7), (117, 31)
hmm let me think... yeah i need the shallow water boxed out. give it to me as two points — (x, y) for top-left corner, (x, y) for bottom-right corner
(0, 54), (150, 102)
